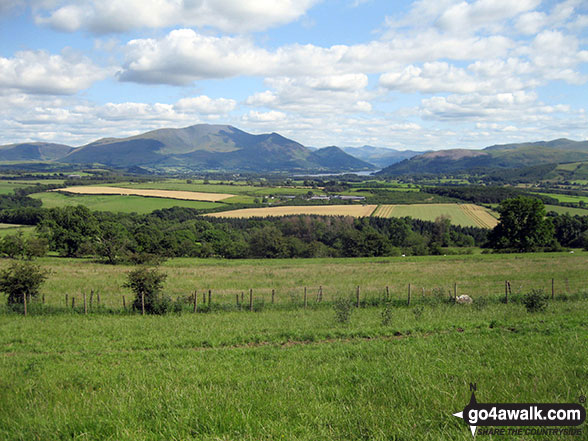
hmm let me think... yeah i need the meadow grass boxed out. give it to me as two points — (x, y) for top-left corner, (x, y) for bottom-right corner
(0, 299), (586, 440)
(1, 252), (587, 310)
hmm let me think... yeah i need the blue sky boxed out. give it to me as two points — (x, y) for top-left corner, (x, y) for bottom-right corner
(0, 0), (587, 150)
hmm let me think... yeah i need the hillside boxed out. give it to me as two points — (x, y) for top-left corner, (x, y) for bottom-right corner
(340, 146), (425, 168)
(0, 142), (74, 161)
(61, 124), (373, 172)
(377, 139), (588, 176)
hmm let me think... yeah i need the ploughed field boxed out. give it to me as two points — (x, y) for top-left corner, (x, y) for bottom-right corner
(0, 252), (587, 440)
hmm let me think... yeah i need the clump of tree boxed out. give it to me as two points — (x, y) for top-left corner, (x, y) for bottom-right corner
(0, 261), (49, 307)
(124, 266), (170, 314)
(487, 196), (554, 252)
(0, 232), (48, 259)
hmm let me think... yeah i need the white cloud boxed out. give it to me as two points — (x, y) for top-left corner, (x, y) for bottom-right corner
(175, 96), (236, 115)
(35, 0), (319, 33)
(0, 49), (108, 94)
(243, 110), (287, 123)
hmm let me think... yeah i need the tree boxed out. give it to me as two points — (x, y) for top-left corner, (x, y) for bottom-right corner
(124, 267), (169, 314)
(488, 196), (554, 252)
(38, 206), (100, 257)
(0, 261), (48, 306)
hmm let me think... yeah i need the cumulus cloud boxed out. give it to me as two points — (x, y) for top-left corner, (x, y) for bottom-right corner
(174, 96), (236, 115)
(0, 49), (108, 94)
(34, 0), (319, 33)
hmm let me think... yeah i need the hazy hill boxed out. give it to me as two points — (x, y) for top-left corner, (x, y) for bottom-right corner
(61, 124), (372, 172)
(0, 142), (74, 161)
(341, 145), (425, 168)
(377, 139), (588, 176)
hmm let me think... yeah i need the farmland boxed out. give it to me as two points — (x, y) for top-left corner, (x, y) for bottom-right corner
(55, 185), (235, 202)
(372, 203), (498, 228)
(207, 204), (378, 219)
(30, 192), (220, 214)
(0, 252), (587, 440)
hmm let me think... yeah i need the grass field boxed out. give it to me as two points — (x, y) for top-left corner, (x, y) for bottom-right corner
(2, 252), (586, 309)
(30, 192), (220, 214)
(533, 192), (588, 204)
(372, 203), (498, 228)
(543, 204), (588, 216)
(0, 252), (586, 440)
(207, 204), (378, 219)
(0, 223), (35, 238)
(55, 186), (235, 202)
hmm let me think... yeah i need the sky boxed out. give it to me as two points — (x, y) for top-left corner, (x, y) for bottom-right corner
(0, 0), (587, 151)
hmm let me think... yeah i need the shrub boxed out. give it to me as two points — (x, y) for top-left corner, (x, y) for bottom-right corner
(0, 261), (48, 305)
(124, 267), (170, 314)
(333, 297), (353, 324)
(522, 289), (548, 313)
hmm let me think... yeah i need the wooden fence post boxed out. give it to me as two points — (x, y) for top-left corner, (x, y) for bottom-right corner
(385, 286), (389, 302)
(193, 291), (197, 313)
(318, 285), (323, 302)
(65, 294), (68, 307)
(504, 281), (508, 304)
(123, 295), (126, 310)
(551, 278), (555, 300)
(141, 291), (145, 315)
(236, 293), (240, 308)
(42, 294), (45, 304)
(356, 286), (360, 308)
(83, 292), (87, 315)
(208, 290), (212, 305)
(407, 284), (411, 306)
(97, 291), (100, 306)
(304, 287), (307, 309)
(23, 292), (27, 316)
(272, 289), (275, 304)
(72, 297), (75, 309)
(249, 289), (253, 312)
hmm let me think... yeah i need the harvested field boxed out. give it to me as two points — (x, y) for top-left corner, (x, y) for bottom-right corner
(207, 204), (377, 218)
(372, 203), (498, 228)
(54, 186), (235, 202)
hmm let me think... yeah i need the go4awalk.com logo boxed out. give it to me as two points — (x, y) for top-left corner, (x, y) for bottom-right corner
(453, 384), (586, 438)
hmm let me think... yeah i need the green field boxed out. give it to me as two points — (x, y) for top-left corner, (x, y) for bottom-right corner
(30, 192), (221, 214)
(534, 192), (588, 204)
(544, 204), (588, 216)
(0, 223), (35, 238)
(0, 252), (586, 440)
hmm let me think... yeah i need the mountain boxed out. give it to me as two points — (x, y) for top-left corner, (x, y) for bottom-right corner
(0, 142), (74, 161)
(61, 124), (373, 172)
(341, 145), (425, 168)
(377, 139), (588, 176)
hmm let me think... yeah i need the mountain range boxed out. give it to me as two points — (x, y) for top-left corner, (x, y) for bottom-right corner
(340, 145), (426, 168)
(377, 138), (588, 176)
(0, 124), (373, 173)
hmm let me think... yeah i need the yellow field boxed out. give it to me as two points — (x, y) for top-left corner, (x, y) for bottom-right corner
(53, 186), (235, 202)
(372, 203), (498, 228)
(207, 205), (378, 218)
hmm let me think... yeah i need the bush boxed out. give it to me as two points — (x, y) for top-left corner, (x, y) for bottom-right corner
(333, 297), (353, 324)
(522, 289), (548, 313)
(0, 261), (48, 305)
(124, 267), (170, 314)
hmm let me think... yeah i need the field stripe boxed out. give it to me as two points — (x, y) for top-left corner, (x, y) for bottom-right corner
(207, 205), (377, 218)
(54, 186), (235, 202)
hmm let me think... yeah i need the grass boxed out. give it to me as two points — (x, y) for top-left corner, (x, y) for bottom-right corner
(372, 203), (498, 228)
(1, 252), (587, 309)
(0, 297), (586, 440)
(29, 192), (221, 214)
(534, 192), (588, 204)
(55, 186), (235, 202)
(544, 204), (588, 216)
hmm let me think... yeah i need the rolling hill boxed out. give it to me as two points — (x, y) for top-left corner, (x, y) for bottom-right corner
(0, 142), (74, 161)
(377, 139), (588, 176)
(60, 124), (373, 172)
